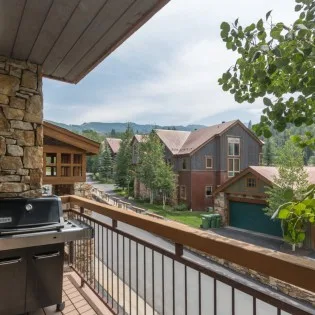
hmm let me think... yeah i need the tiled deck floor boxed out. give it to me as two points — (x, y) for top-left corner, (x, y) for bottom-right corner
(31, 272), (112, 315)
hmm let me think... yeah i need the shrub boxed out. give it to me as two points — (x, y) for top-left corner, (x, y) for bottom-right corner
(174, 203), (188, 211)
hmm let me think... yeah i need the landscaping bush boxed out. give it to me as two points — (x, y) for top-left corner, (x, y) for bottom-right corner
(174, 203), (188, 211)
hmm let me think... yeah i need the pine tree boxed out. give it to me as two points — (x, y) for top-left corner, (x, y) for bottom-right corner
(110, 129), (116, 137)
(99, 145), (113, 181)
(248, 120), (252, 130)
(262, 139), (274, 166)
(115, 125), (134, 192)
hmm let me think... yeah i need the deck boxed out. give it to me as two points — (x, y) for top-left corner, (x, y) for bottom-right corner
(31, 272), (112, 315)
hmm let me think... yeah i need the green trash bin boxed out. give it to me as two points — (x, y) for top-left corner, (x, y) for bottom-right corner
(215, 215), (222, 228)
(201, 214), (211, 229)
(210, 214), (217, 228)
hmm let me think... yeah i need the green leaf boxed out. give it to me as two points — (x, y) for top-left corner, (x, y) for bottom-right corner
(234, 18), (239, 27)
(295, 4), (302, 11)
(257, 19), (264, 31)
(263, 128), (272, 138)
(297, 232), (305, 242)
(284, 188), (294, 200)
(266, 10), (272, 21)
(260, 45), (269, 52)
(278, 209), (290, 219)
(296, 24), (308, 30)
(263, 97), (273, 106)
(220, 22), (230, 32)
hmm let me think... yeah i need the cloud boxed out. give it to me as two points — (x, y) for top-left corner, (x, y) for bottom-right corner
(43, 0), (298, 126)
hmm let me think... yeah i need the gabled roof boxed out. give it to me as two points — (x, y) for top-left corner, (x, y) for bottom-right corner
(105, 138), (122, 154)
(44, 121), (100, 155)
(178, 120), (238, 155)
(0, 0), (171, 83)
(154, 120), (262, 156)
(214, 166), (315, 195)
(154, 129), (190, 155)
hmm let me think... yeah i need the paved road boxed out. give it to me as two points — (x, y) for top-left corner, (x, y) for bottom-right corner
(84, 179), (313, 314)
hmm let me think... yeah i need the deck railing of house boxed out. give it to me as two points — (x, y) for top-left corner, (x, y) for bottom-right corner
(62, 195), (315, 315)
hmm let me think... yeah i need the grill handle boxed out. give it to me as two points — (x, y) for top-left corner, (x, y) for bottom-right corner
(33, 251), (60, 260)
(0, 257), (22, 266)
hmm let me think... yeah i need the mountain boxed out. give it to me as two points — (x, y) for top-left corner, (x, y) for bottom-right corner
(46, 121), (207, 134)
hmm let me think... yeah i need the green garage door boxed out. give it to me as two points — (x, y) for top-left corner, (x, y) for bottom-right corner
(229, 201), (282, 237)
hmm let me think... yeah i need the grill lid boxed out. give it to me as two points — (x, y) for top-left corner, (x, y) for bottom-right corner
(0, 196), (64, 234)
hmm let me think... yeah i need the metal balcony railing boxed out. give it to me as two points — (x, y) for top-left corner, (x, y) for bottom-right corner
(62, 195), (315, 315)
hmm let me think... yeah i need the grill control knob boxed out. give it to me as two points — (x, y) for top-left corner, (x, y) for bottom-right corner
(25, 204), (33, 212)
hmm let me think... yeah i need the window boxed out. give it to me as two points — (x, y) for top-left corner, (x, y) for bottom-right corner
(205, 156), (213, 169)
(182, 158), (187, 170)
(228, 158), (240, 177)
(180, 185), (186, 199)
(45, 153), (57, 177)
(205, 186), (213, 197)
(247, 178), (256, 188)
(228, 137), (240, 156)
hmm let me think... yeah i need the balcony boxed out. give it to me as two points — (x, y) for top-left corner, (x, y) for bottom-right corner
(60, 195), (315, 315)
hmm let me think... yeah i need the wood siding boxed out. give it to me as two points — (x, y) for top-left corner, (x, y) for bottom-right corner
(220, 124), (261, 170)
(223, 172), (270, 195)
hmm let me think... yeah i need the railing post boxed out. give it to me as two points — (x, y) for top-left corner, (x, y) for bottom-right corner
(69, 241), (74, 265)
(112, 219), (117, 229)
(175, 243), (183, 257)
(80, 206), (84, 214)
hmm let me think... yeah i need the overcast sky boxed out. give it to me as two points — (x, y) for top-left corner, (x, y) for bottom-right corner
(43, 0), (297, 126)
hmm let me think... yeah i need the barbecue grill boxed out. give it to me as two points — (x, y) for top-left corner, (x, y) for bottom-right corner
(0, 196), (94, 315)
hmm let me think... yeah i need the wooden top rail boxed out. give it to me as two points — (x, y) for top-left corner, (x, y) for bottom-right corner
(61, 195), (315, 293)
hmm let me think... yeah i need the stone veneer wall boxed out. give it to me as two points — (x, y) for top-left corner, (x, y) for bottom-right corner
(214, 192), (228, 224)
(0, 56), (43, 197)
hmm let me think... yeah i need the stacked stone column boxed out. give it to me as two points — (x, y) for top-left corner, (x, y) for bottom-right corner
(0, 56), (43, 197)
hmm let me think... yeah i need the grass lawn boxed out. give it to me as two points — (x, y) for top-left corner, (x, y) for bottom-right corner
(131, 200), (207, 229)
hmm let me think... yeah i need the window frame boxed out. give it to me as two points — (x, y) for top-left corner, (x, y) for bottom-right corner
(205, 156), (213, 169)
(246, 177), (257, 188)
(228, 137), (241, 157)
(228, 157), (240, 177)
(180, 185), (187, 200)
(205, 186), (213, 198)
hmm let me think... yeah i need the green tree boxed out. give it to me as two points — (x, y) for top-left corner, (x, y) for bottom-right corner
(137, 132), (175, 205)
(262, 138), (275, 166)
(218, 0), (315, 148)
(156, 162), (176, 209)
(98, 145), (113, 181)
(265, 140), (308, 217)
(115, 125), (134, 193)
(308, 155), (315, 166)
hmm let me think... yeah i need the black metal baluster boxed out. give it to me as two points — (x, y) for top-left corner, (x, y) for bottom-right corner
(117, 233), (119, 313)
(98, 223), (100, 294)
(111, 229), (114, 308)
(129, 239), (132, 315)
(93, 221), (96, 289)
(107, 228), (109, 304)
(253, 297), (256, 315)
(123, 236), (125, 313)
(144, 247), (146, 315)
(232, 287), (235, 315)
(152, 250), (155, 315)
(184, 265), (187, 315)
(102, 226), (104, 300)
(198, 271), (201, 315)
(214, 279), (217, 315)
(162, 255), (165, 315)
(136, 243), (138, 315)
(172, 259), (175, 315)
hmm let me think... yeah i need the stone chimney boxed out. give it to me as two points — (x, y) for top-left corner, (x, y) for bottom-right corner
(0, 56), (43, 197)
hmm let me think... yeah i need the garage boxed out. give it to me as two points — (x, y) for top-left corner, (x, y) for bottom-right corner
(229, 201), (282, 237)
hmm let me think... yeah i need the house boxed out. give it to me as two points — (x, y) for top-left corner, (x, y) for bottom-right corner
(213, 166), (315, 245)
(133, 120), (263, 210)
(104, 137), (122, 158)
(43, 121), (100, 195)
